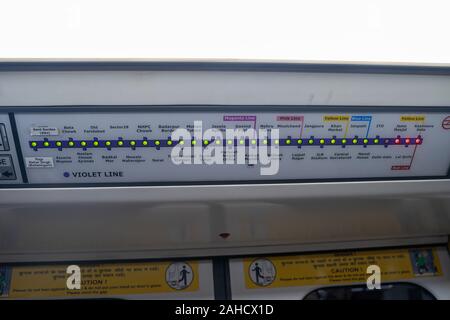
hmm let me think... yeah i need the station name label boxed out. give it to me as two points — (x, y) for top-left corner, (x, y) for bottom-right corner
(323, 115), (350, 121)
(401, 115), (425, 122)
(30, 126), (59, 136)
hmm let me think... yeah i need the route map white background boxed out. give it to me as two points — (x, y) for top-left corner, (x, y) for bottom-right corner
(0, 0), (449, 63)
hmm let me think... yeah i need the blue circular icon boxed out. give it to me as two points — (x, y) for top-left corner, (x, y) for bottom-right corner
(63, 172), (70, 178)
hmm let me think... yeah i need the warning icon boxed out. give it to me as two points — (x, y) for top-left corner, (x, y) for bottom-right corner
(165, 262), (194, 290)
(249, 258), (276, 287)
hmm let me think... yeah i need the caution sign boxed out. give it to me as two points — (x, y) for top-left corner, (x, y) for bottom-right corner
(323, 115), (350, 122)
(244, 248), (442, 289)
(0, 261), (199, 298)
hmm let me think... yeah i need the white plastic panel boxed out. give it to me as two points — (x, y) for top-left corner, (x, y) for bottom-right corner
(14, 110), (450, 185)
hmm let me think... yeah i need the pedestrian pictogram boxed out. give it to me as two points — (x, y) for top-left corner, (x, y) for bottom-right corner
(165, 262), (194, 290)
(248, 258), (276, 286)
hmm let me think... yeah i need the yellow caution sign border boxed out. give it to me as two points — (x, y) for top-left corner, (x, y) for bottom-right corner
(243, 247), (442, 290)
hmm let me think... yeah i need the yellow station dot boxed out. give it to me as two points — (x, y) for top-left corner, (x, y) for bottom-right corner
(117, 141), (124, 146)
(352, 138), (358, 144)
(331, 139), (336, 144)
(363, 139), (369, 144)
(374, 138), (379, 144)
(239, 140), (245, 145)
(130, 141), (136, 146)
(297, 139), (303, 145)
(167, 140), (173, 146)
(56, 141), (62, 147)
(228, 140), (233, 145)
(320, 139), (325, 144)
(105, 141), (111, 146)
(142, 140), (148, 146)
(204, 140), (209, 145)
(43, 141), (50, 147)
(31, 142), (37, 147)
(342, 139), (347, 144)
(81, 141), (87, 147)
(179, 140), (185, 145)
(68, 141), (75, 147)
(93, 141), (99, 147)
(251, 139), (257, 145)
(215, 139), (221, 145)
(263, 139), (268, 145)
(308, 139), (314, 144)
(274, 139), (279, 145)
(155, 140), (161, 146)
(286, 139), (291, 145)
(191, 140), (197, 145)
